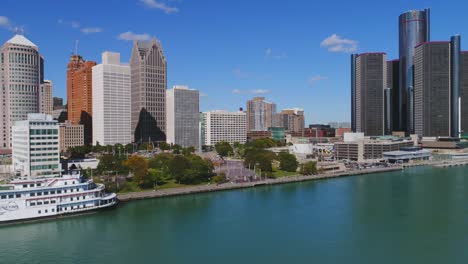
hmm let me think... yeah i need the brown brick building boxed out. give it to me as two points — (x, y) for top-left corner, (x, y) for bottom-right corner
(67, 55), (96, 145)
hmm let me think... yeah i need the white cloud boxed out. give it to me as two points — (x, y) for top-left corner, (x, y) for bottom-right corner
(71, 21), (81, 29)
(0, 16), (12, 30)
(264, 48), (287, 60)
(81, 27), (103, 34)
(233, 68), (251, 79)
(140, 0), (179, 14)
(308, 75), (328, 85)
(320, 34), (358, 53)
(251, 89), (271, 95)
(231, 89), (271, 95)
(58, 19), (102, 34)
(118, 31), (153, 41)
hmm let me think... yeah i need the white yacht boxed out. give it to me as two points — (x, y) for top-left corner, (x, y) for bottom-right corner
(0, 171), (117, 223)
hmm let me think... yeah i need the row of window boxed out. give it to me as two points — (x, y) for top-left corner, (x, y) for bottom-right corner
(31, 164), (59, 170)
(30, 129), (58, 135)
(30, 200), (56, 206)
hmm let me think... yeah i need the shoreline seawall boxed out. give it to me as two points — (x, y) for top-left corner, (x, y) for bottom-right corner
(117, 167), (402, 202)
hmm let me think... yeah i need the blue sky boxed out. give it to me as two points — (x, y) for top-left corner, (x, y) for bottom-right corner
(1, 0), (468, 124)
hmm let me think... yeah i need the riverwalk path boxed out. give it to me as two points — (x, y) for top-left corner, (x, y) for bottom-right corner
(117, 166), (402, 202)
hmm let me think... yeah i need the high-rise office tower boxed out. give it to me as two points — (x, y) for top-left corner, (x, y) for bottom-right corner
(67, 54), (96, 145)
(386, 60), (399, 134)
(351, 53), (386, 136)
(0, 34), (42, 149)
(166, 86), (200, 148)
(450, 35), (461, 137)
(246, 97), (276, 131)
(398, 8), (430, 133)
(92, 52), (131, 146)
(130, 39), (167, 144)
(414, 41), (451, 137)
(39, 80), (53, 115)
(351, 54), (358, 132)
(274, 108), (305, 132)
(461, 51), (468, 135)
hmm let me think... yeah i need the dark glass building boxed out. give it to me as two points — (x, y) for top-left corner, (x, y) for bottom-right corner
(386, 60), (399, 134)
(450, 35), (461, 137)
(398, 8), (430, 133)
(414, 41), (451, 137)
(461, 51), (468, 136)
(351, 54), (358, 132)
(351, 53), (386, 136)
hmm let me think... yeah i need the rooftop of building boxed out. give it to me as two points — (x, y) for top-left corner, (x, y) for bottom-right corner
(171, 85), (196, 91)
(204, 110), (246, 114)
(6, 34), (37, 48)
(357, 52), (386, 57)
(415, 41), (450, 48)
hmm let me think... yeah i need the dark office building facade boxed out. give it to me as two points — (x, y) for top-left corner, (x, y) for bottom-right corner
(351, 54), (358, 133)
(398, 9), (430, 133)
(414, 41), (451, 137)
(351, 53), (386, 136)
(385, 60), (399, 134)
(461, 51), (468, 136)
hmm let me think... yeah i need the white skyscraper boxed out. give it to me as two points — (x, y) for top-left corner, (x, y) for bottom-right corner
(12, 114), (60, 178)
(92, 52), (131, 145)
(202, 110), (246, 146)
(166, 86), (200, 148)
(0, 34), (42, 149)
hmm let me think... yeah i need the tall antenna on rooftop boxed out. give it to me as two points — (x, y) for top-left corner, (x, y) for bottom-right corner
(75, 39), (79, 55)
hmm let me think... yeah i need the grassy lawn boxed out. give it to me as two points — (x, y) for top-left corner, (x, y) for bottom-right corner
(272, 168), (298, 178)
(117, 179), (208, 193)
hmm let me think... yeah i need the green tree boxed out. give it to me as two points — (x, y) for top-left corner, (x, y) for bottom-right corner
(300, 161), (318, 175)
(212, 172), (227, 183)
(123, 155), (149, 187)
(172, 144), (182, 154)
(247, 138), (277, 149)
(182, 146), (196, 156)
(168, 155), (191, 183)
(148, 153), (174, 172)
(97, 154), (115, 174)
(215, 141), (233, 158)
(68, 145), (92, 159)
(244, 149), (276, 173)
(278, 152), (298, 172)
(148, 168), (171, 187)
(159, 142), (171, 151)
(125, 143), (134, 153)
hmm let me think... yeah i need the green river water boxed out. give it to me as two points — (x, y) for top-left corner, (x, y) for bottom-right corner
(1, 166), (468, 263)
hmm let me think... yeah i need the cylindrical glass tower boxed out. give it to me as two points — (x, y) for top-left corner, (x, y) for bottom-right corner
(398, 8), (430, 133)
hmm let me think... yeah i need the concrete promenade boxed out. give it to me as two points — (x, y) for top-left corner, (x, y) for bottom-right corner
(117, 167), (402, 202)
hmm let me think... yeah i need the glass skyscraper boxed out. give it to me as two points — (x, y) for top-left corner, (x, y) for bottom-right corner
(398, 8), (430, 133)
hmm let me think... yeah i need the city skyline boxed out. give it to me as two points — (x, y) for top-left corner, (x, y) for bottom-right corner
(1, 1), (468, 124)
